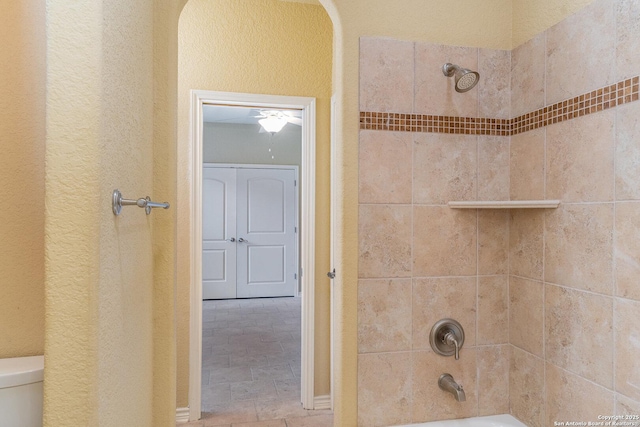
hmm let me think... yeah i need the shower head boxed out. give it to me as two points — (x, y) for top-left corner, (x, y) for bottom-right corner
(442, 63), (480, 93)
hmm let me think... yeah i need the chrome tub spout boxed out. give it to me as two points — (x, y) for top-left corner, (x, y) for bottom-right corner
(438, 373), (466, 402)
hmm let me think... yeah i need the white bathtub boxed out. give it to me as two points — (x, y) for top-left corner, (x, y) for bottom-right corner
(393, 414), (527, 427)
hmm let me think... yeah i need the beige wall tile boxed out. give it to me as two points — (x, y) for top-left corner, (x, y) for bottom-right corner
(509, 209), (544, 280)
(359, 37), (414, 112)
(413, 206), (477, 277)
(616, 0), (640, 80)
(478, 276), (508, 345)
(412, 277), (476, 350)
(615, 298), (640, 402)
(545, 204), (614, 294)
(545, 362), (614, 426)
(412, 349), (478, 422)
(510, 276), (544, 357)
(616, 394), (640, 416)
(413, 133), (477, 204)
(510, 346), (545, 427)
(359, 205), (412, 278)
(358, 352), (412, 427)
(545, 284), (614, 388)
(510, 128), (545, 201)
(359, 130), (413, 204)
(545, 0), (616, 105)
(615, 202), (640, 301)
(478, 210), (509, 275)
(511, 33), (545, 118)
(415, 43), (478, 117)
(478, 345), (510, 416)
(478, 49), (511, 119)
(478, 136), (509, 201)
(616, 102), (640, 201)
(358, 279), (412, 353)
(546, 112), (615, 202)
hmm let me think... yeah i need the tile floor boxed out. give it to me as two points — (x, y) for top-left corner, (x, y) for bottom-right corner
(179, 296), (333, 427)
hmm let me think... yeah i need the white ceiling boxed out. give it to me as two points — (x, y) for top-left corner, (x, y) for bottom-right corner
(203, 105), (302, 125)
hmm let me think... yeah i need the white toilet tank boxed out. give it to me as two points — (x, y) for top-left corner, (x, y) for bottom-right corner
(0, 355), (44, 427)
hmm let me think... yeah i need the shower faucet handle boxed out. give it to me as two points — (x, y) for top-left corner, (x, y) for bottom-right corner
(429, 318), (465, 360)
(443, 331), (460, 360)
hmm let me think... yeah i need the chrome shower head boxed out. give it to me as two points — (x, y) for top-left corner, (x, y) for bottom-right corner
(443, 63), (480, 93)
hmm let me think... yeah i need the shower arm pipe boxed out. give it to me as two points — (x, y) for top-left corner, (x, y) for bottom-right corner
(112, 189), (170, 215)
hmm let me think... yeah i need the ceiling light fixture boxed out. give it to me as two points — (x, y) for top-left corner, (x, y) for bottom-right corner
(259, 116), (287, 133)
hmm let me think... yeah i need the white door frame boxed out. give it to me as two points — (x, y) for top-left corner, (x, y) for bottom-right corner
(189, 90), (317, 420)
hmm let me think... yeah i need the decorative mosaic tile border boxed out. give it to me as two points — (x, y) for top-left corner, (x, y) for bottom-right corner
(359, 76), (639, 136)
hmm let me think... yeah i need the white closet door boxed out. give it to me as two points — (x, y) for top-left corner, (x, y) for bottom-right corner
(202, 167), (237, 299)
(236, 168), (297, 298)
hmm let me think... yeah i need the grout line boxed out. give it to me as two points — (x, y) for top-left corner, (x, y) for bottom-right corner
(405, 274), (483, 280)
(541, 75), (548, 419)
(541, 279), (617, 300)
(612, 39), (619, 396)
(546, 356), (616, 394)
(543, 30), (548, 112)
(506, 206), (511, 411)
(409, 97), (416, 419)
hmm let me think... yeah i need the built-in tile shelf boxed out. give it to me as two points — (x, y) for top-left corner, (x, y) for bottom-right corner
(448, 200), (561, 209)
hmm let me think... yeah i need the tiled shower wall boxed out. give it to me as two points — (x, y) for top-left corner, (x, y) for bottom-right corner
(508, 0), (640, 426)
(357, 0), (640, 426)
(358, 39), (512, 426)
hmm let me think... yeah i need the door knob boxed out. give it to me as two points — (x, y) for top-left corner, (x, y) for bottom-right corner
(226, 238), (236, 242)
(238, 238), (247, 243)
(327, 269), (336, 279)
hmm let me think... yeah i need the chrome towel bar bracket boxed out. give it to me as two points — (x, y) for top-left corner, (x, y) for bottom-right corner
(112, 189), (170, 216)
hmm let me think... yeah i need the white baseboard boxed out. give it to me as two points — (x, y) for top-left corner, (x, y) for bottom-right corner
(176, 407), (190, 424)
(178, 397), (329, 422)
(313, 394), (331, 410)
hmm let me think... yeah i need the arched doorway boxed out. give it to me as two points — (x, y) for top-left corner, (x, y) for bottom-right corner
(175, 1), (335, 423)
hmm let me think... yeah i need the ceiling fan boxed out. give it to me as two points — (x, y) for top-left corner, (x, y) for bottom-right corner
(254, 110), (302, 133)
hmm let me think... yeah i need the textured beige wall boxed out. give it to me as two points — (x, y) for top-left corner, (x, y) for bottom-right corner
(0, 0), (45, 358)
(512, 0), (597, 47)
(45, 0), (163, 425)
(152, 2), (183, 425)
(152, 0), (187, 426)
(176, 0), (333, 407)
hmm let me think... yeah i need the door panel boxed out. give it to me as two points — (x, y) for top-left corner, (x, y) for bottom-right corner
(247, 178), (285, 233)
(202, 179), (226, 240)
(202, 250), (226, 280)
(247, 245), (286, 283)
(202, 167), (237, 299)
(236, 168), (297, 298)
